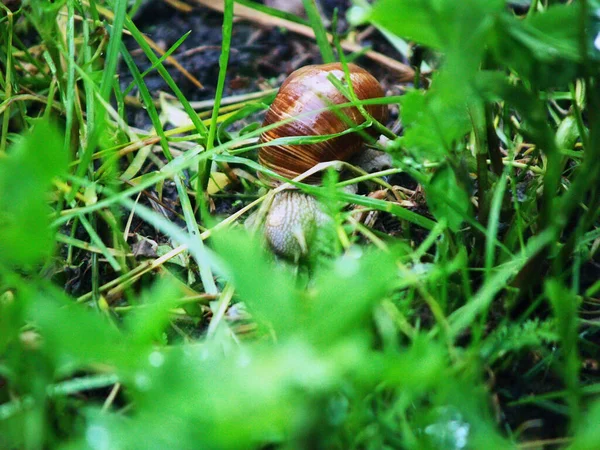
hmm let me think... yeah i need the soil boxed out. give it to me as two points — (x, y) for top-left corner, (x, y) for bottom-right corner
(121, 0), (407, 130)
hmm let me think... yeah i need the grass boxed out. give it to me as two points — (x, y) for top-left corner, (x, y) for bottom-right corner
(1, 0), (600, 448)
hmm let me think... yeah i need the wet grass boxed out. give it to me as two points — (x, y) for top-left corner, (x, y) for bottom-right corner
(0, 0), (599, 448)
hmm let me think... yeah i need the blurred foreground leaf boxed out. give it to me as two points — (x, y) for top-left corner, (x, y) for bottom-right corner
(424, 164), (472, 232)
(0, 119), (67, 267)
(211, 228), (402, 344)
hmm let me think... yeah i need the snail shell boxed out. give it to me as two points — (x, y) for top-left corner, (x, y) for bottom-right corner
(258, 62), (388, 183)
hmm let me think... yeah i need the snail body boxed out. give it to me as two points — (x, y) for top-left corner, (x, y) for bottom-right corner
(263, 190), (329, 260)
(256, 63), (388, 259)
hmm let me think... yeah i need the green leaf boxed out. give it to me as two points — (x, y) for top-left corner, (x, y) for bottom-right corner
(545, 279), (582, 426)
(477, 78), (557, 154)
(399, 88), (473, 162)
(369, 0), (504, 50)
(526, 4), (581, 60)
(307, 244), (402, 345)
(24, 286), (139, 377)
(570, 400), (600, 449)
(124, 278), (181, 346)
(368, 0), (442, 48)
(211, 227), (403, 345)
(210, 228), (301, 337)
(0, 119), (67, 267)
(424, 164), (472, 232)
(555, 115), (580, 151)
(492, 5), (584, 89)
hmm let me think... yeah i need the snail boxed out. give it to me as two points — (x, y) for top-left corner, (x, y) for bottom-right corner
(255, 62), (389, 260)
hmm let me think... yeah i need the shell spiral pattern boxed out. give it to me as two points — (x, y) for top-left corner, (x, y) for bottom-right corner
(258, 63), (388, 183)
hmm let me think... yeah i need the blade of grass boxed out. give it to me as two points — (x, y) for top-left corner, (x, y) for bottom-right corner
(122, 31), (192, 97)
(546, 279), (582, 429)
(99, 0), (127, 102)
(471, 168), (510, 347)
(123, 16), (208, 138)
(142, 34), (204, 90)
(485, 169), (509, 281)
(0, 5), (14, 155)
(448, 228), (556, 340)
(120, 43), (217, 295)
(67, 0), (127, 203)
(79, 214), (122, 271)
(236, 0), (309, 25)
(56, 233), (130, 257)
(63, 0), (77, 156)
(301, 0), (334, 63)
(330, 30), (396, 140)
(199, 0), (234, 195)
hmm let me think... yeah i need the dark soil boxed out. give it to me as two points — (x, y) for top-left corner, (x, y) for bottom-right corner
(121, 0), (406, 130)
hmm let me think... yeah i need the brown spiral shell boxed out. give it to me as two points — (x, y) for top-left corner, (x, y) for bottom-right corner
(258, 63), (388, 183)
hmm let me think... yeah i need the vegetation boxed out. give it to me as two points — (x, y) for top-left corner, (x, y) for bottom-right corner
(1, 0), (599, 448)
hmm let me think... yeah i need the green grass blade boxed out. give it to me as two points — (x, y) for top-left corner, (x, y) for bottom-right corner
(485, 170), (509, 281)
(79, 214), (122, 272)
(302, 0), (335, 63)
(123, 16), (208, 138)
(237, 0), (309, 25)
(99, 0), (127, 101)
(200, 0), (234, 193)
(122, 31), (192, 97)
(0, 7), (13, 155)
(120, 43), (217, 294)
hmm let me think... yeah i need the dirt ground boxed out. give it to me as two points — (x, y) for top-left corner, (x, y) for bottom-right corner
(122, 0), (407, 129)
